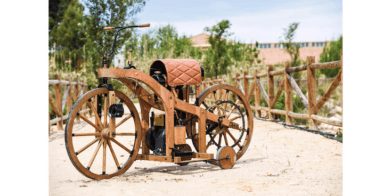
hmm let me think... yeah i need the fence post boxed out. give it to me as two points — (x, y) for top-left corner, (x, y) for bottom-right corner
(254, 69), (262, 117)
(284, 62), (293, 125)
(217, 76), (222, 99)
(341, 36), (345, 144)
(81, 79), (86, 115)
(243, 71), (249, 98)
(306, 56), (318, 130)
(54, 75), (63, 130)
(267, 66), (275, 120)
(66, 76), (72, 118)
(74, 77), (80, 123)
(235, 73), (240, 102)
(88, 86), (93, 116)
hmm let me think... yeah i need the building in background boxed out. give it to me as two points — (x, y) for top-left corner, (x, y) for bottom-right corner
(189, 33), (328, 65)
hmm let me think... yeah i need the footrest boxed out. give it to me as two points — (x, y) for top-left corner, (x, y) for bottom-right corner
(178, 158), (211, 164)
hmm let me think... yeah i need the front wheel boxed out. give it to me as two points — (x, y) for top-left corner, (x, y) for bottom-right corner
(65, 88), (142, 180)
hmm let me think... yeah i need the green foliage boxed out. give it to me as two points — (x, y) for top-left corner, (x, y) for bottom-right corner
(51, 0), (85, 51)
(203, 20), (259, 78)
(49, 0), (72, 37)
(319, 35), (343, 77)
(281, 23), (301, 68)
(83, 0), (146, 78)
(203, 20), (233, 77)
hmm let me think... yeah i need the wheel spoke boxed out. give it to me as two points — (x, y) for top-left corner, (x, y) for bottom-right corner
(102, 139), (107, 174)
(223, 132), (229, 146)
(88, 101), (104, 128)
(229, 123), (245, 132)
(115, 115), (133, 128)
(103, 95), (108, 127)
(213, 92), (218, 104)
(226, 129), (242, 148)
(107, 140), (120, 169)
(218, 133), (222, 147)
(110, 138), (131, 153)
(202, 101), (209, 109)
(226, 99), (242, 119)
(78, 114), (103, 132)
(222, 92), (230, 115)
(229, 115), (241, 122)
(73, 133), (101, 137)
(87, 139), (103, 168)
(114, 133), (135, 136)
(76, 136), (101, 155)
(206, 134), (217, 150)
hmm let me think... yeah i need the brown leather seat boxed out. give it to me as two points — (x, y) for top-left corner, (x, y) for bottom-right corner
(150, 59), (202, 87)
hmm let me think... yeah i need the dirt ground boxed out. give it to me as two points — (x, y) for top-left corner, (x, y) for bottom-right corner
(49, 103), (342, 196)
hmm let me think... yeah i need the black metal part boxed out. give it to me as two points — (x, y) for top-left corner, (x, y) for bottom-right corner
(86, 167), (90, 170)
(98, 83), (113, 91)
(108, 104), (124, 118)
(124, 65), (136, 69)
(130, 150), (134, 157)
(146, 126), (166, 155)
(102, 172), (106, 175)
(118, 167), (121, 170)
(97, 94), (102, 119)
(75, 152), (78, 155)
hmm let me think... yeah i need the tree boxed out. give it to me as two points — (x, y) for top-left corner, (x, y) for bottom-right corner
(281, 22), (301, 67)
(83, 0), (146, 77)
(319, 35), (343, 77)
(203, 19), (233, 77)
(48, 0), (71, 46)
(54, 0), (85, 51)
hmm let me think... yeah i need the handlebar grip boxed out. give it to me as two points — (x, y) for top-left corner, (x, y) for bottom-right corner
(138, 23), (150, 28)
(104, 27), (116, 30)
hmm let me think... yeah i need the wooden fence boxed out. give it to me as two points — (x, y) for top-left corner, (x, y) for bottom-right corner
(49, 75), (91, 133)
(200, 55), (343, 130)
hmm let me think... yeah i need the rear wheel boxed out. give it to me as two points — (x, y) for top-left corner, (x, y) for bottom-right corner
(189, 84), (253, 161)
(65, 88), (142, 180)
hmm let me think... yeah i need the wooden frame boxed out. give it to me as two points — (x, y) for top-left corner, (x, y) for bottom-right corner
(98, 68), (241, 161)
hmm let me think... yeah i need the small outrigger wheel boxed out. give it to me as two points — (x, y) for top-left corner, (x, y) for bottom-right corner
(176, 144), (192, 166)
(216, 146), (236, 169)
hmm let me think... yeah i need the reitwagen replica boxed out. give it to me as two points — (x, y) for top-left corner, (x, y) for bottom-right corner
(65, 24), (253, 180)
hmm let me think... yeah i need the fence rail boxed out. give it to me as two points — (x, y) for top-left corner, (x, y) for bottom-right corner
(200, 54), (343, 130)
(49, 75), (91, 134)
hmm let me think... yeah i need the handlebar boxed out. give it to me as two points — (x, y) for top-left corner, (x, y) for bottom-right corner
(104, 23), (150, 57)
(104, 23), (150, 31)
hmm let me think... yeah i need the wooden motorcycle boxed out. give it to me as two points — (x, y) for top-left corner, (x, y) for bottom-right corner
(65, 24), (253, 179)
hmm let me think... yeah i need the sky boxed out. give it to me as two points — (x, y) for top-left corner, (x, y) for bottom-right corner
(132, 0), (342, 43)
(88, 0), (342, 66)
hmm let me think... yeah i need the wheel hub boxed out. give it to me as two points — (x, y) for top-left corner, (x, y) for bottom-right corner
(102, 128), (111, 139)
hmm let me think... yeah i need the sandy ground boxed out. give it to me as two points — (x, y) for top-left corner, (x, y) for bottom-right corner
(49, 103), (342, 196)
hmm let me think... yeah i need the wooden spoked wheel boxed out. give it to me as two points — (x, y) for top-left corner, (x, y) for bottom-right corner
(190, 84), (253, 161)
(65, 88), (142, 180)
(216, 146), (236, 169)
